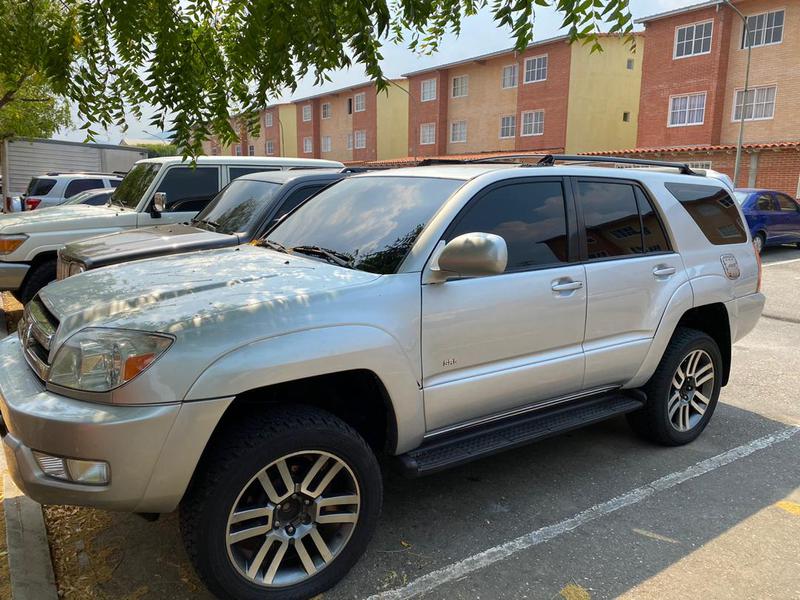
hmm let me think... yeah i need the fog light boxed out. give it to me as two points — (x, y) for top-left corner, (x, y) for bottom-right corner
(33, 451), (109, 485)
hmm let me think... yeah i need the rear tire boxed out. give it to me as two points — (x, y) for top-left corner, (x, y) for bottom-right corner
(180, 405), (382, 600)
(18, 258), (56, 304)
(627, 327), (723, 446)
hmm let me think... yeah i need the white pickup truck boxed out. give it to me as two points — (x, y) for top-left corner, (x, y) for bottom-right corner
(0, 156), (343, 302)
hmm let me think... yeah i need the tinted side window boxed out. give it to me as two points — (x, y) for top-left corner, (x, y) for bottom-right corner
(665, 183), (748, 244)
(755, 194), (774, 211)
(229, 166), (280, 181)
(109, 179), (121, 188)
(157, 167), (220, 212)
(65, 178), (105, 198)
(85, 191), (112, 205)
(274, 185), (325, 221)
(447, 180), (569, 270)
(578, 181), (642, 259)
(635, 188), (671, 254)
(776, 193), (799, 212)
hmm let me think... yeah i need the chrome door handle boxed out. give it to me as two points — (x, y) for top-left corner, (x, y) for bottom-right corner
(653, 265), (677, 277)
(551, 280), (584, 292)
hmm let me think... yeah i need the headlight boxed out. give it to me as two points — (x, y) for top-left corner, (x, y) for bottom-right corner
(0, 234), (28, 254)
(49, 328), (173, 392)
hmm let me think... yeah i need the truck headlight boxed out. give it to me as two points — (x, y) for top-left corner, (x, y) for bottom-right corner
(0, 234), (28, 254)
(49, 328), (173, 392)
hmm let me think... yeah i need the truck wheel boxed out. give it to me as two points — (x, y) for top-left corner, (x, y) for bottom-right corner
(180, 405), (382, 600)
(627, 327), (722, 446)
(18, 258), (57, 304)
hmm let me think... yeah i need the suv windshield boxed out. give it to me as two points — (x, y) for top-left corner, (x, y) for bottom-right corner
(268, 176), (463, 274)
(112, 163), (161, 209)
(193, 179), (281, 234)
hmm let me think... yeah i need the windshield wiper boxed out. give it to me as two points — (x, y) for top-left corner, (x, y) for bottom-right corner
(290, 245), (354, 268)
(253, 238), (289, 254)
(193, 218), (220, 231)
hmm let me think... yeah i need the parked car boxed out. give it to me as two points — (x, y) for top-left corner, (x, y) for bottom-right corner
(56, 169), (350, 280)
(734, 188), (800, 253)
(21, 172), (124, 211)
(0, 157), (764, 600)
(0, 156), (344, 302)
(62, 188), (115, 207)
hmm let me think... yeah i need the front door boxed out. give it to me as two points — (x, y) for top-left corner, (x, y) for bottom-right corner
(421, 178), (587, 432)
(576, 178), (688, 389)
(137, 166), (221, 227)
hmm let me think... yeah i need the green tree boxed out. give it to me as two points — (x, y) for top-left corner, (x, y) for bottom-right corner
(6, 0), (632, 155)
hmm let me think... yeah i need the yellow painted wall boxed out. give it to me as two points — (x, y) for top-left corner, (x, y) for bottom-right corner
(377, 80), (410, 160)
(565, 35), (643, 153)
(278, 104), (298, 157)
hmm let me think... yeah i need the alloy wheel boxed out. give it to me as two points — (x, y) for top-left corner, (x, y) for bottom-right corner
(668, 349), (715, 432)
(225, 450), (360, 587)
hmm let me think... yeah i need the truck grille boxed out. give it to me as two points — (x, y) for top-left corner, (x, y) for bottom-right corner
(18, 297), (59, 381)
(56, 254), (86, 280)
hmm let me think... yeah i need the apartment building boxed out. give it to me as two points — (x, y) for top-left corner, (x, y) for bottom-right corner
(624, 0), (800, 195)
(403, 33), (643, 157)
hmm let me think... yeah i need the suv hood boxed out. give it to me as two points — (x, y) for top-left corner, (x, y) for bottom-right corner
(61, 224), (240, 269)
(39, 245), (381, 343)
(0, 204), (125, 234)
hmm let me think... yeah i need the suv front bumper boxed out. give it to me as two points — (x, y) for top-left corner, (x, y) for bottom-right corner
(0, 334), (232, 512)
(0, 261), (29, 292)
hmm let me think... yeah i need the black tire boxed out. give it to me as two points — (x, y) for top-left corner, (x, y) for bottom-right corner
(18, 258), (56, 304)
(754, 232), (765, 254)
(180, 405), (383, 600)
(627, 327), (723, 446)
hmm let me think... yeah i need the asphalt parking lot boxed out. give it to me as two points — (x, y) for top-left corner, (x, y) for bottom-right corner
(3, 247), (800, 600)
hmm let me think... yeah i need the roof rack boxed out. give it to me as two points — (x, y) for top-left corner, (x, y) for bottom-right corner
(44, 170), (127, 177)
(534, 154), (699, 175)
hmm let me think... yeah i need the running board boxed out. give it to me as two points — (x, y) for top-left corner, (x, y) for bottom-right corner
(397, 393), (645, 477)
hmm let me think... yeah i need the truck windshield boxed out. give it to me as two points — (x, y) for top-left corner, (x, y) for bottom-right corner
(193, 179), (280, 234)
(267, 176), (463, 274)
(112, 163), (161, 209)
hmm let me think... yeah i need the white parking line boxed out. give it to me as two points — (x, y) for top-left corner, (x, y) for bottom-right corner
(762, 257), (800, 267)
(368, 426), (800, 600)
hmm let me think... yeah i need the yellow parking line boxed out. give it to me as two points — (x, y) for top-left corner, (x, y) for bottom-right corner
(775, 500), (800, 516)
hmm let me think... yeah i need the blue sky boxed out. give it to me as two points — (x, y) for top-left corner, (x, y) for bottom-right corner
(55, 0), (693, 144)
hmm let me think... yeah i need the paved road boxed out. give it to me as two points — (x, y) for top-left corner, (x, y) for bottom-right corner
(3, 248), (800, 600)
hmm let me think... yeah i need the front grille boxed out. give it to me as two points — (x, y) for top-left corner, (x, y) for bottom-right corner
(19, 297), (60, 381)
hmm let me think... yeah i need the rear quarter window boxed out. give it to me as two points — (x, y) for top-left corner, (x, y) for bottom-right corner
(665, 183), (748, 245)
(26, 178), (57, 196)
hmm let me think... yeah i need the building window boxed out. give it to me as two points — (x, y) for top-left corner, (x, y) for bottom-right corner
(354, 130), (367, 149)
(521, 110), (544, 136)
(303, 137), (312, 153)
(669, 92), (706, 126)
(524, 55), (548, 83)
(451, 75), (468, 98)
(674, 21), (713, 58)
(321, 136), (332, 152)
(450, 120), (467, 143)
(354, 93), (366, 112)
(734, 85), (776, 121)
(322, 103), (332, 119)
(500, 115), (516, 139)
(347, 98), (353, 115)
(346, 133), (354, 150)
(248, 144), (255, 156)
(234, 145), (242, 156)
(742, 10), (784, 48)
(626, 58), (634, 70)
(687, 161), (712, 170)
(622, 111), (631, 122)
(421, 78), (437, 102)
(420, 123), (436, 145)
(302, 104), (312, 122)
(266, 140), (275, 155)
(501, 64), (518, 89)
(264, 112), (273, 128)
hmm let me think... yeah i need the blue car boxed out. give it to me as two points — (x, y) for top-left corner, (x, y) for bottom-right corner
(734, 188), (800, 253)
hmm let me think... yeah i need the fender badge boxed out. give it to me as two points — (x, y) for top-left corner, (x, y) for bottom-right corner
(721, 254), (740, 280)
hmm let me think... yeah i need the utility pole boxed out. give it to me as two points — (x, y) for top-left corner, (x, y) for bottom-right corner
(722, 0), (752, 187)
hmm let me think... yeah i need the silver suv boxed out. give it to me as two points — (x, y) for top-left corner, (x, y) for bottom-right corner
(0, 156), (764, 600)
(21, 172), (123, 210)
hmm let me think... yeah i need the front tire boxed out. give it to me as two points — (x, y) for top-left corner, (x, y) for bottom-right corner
(180, 405), (383, 600)
(628, 327), (723, 446)
(18, 258), (56, 304)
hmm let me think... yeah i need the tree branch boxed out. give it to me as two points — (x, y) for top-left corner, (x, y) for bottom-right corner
(0, 72), (31, 110)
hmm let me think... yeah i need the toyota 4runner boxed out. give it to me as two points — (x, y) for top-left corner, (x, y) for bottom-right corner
(0, 156), (764, 600)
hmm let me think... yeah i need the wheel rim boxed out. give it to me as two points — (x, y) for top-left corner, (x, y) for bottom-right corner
(755, 235), (763, 253)
(669, 349), (715, 432)
(225, 450), (360, 587)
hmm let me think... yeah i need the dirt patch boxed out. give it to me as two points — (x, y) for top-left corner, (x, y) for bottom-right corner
(1, 292), (23, 334)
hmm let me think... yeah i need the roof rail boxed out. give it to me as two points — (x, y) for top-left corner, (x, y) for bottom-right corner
(535, 154), (699, 175)
(44, 171), (127, 177)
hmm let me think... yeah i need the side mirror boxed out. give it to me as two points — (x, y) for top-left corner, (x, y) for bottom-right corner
(151, 192), (167, 217)
(427, 232), (508, 283)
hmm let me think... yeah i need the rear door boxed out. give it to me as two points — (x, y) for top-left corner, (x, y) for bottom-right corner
(137, 165), (221, 227)
(575, 177), (687, 389)
(773, 193), (800, 243)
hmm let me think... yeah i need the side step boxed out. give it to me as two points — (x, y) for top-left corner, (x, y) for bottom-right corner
(397, 393), (645, 477)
